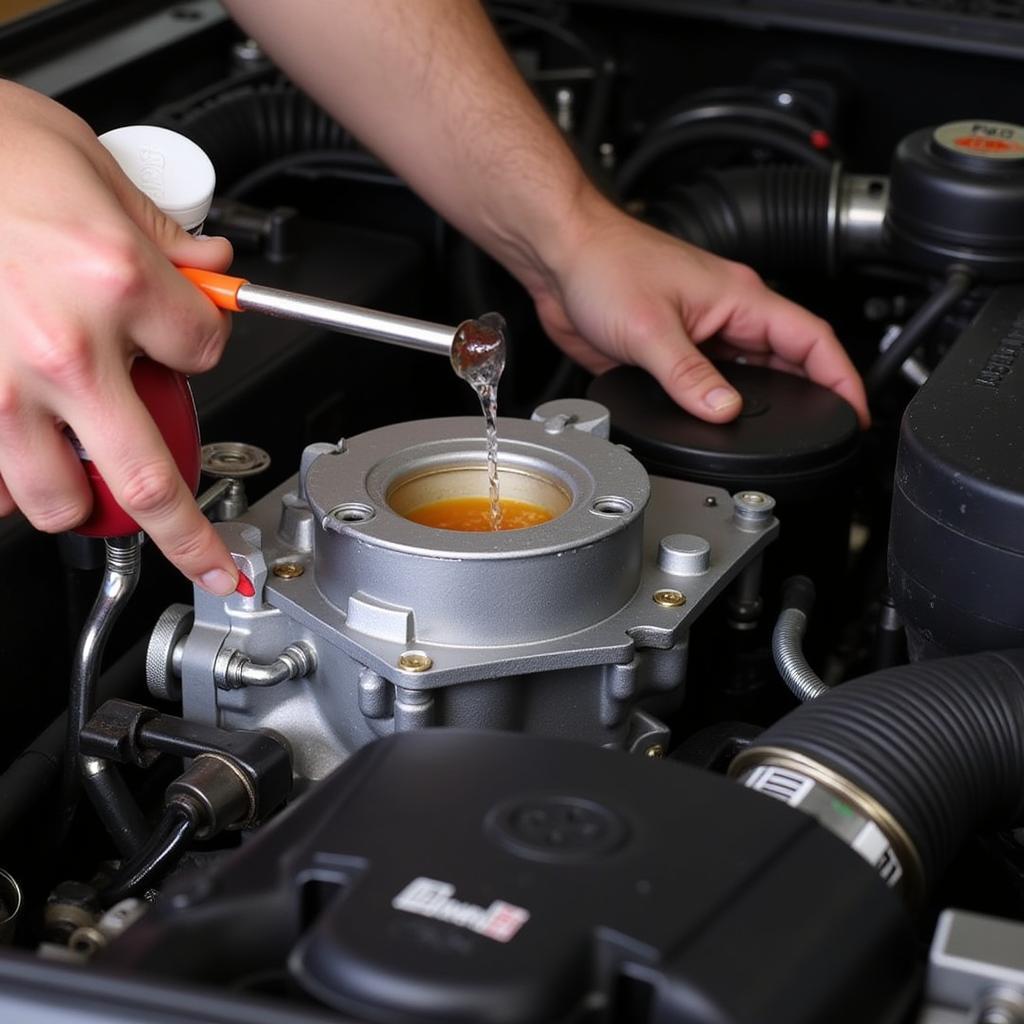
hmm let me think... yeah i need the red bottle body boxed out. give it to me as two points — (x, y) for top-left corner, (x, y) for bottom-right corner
(75, 359), (201, 538)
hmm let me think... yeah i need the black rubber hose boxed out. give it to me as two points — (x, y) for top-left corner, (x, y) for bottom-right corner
(0, 637), (147, 847)
(156, 84), (354, 191)
(616, 119), (834, 197)
(642, 165), (834, 276)
(82, 760), (149, 859)
(101, 803), (199, 908)
(864, 267), (973, 395)
(745, 650), (1024, 891)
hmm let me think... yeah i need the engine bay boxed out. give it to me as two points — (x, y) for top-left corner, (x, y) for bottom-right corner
(2, 2), (1024, 1022)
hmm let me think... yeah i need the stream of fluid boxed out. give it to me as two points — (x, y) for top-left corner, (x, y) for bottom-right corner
(450, 312), (508, 530)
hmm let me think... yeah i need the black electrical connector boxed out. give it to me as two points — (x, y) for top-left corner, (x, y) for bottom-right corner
(79, 700), (293, 905)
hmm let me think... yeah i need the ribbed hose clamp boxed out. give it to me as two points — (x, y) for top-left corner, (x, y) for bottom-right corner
(730, 746), (925, 907)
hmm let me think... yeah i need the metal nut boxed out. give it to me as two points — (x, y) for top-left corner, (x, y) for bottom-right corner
(653, 589), (686, 608)
(272, 563), (305, 580)
(732, 490), (776, 529)
(398, 651), (433, 673)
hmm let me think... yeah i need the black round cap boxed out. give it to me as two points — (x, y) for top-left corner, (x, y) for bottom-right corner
(886, 120), (1024, 278)
(587, 363), (859, 502)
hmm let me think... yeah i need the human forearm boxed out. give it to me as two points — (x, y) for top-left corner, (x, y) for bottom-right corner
(223, 0), (868, 425)
(222, 0), (596, 293)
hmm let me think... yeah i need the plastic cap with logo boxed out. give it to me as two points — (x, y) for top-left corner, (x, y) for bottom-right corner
(98, 124), (216, 232)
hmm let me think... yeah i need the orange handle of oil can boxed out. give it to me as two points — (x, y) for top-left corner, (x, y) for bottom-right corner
(178, 267), (249, 313)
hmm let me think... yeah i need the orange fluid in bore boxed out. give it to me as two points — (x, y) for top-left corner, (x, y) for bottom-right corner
(406, 496), (553, 532)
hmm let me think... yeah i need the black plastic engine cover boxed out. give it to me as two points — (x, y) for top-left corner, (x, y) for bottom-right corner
(103, 731), (914, 1024)
(890, 284), (1024, 657)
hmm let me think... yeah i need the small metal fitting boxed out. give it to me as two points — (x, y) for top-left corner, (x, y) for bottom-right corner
(215, 641), (317, 690)
(645, 744), (666, 759)
(66, 899), (145, 960)
(167, 753), (257, 837)
(323, 503), (376, 532)
(653, 589), (686, 608)
(732, 491), (776, 530)
(201, 442), (271, 480)
(272, 562), (305, 580)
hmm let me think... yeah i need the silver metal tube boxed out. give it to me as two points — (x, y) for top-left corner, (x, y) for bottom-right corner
(215, 641), (317, 690)
(772, 607), (830, 702)
(837, 173), (889, 263)
(62, 535), (142, 831)
(236, 282), (457, 357)
(196, 478), (233, 515)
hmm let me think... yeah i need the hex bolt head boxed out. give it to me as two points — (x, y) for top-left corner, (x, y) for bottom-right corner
(272, 563), (305, 580)
(653, 589), (686, 608)
(398, 651), (433, 673)
(645, 745), (666, 759)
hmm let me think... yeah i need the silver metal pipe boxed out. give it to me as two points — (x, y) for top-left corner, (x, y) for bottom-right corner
(215, 641), (317, 690)
(196, 478), (233, 515)
(837, 173), (889, 264)
(236, 282), (457, 357)
(62, 535), (142, 831)
(772, 607), (829, 702)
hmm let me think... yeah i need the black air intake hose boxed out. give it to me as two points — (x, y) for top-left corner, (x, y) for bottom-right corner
(732, 651), (1024, 900)
(643, 165), (834, 276)
(156, 83), (354, 191)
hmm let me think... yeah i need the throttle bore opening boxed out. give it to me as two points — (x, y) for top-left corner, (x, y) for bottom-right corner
(387, 465), (571, 532)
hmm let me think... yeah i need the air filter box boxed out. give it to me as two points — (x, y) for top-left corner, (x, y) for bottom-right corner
(890, 284), (1024, 657)
(103, 731), (914, 1024)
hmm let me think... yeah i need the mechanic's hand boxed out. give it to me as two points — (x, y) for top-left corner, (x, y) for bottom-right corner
(0, 82), (240, 594)
(526, 198), (870, 426)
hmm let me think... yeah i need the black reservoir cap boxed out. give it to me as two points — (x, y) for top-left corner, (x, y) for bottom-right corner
(886, 120), (1024, 278)
(587, 363), (859, 502)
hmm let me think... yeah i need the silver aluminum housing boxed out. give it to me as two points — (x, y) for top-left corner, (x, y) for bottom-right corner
(173, 410), (777, 782)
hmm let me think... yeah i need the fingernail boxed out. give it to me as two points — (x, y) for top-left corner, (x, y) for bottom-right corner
(198, 568), (237, 596)
(704, 386), (741, 412)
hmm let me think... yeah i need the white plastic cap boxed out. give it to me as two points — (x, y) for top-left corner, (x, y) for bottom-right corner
(99, 125), (216, 232)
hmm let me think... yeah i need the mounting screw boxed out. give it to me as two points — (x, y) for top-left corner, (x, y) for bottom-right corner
(398, 651), (433, 673)
(653, 589), (686, 608)
(645, 745), (666, 759)
(704, 496), (718, 507)
(272, 563), (304, 580)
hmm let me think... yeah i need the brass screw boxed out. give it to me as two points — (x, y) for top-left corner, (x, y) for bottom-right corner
(645, 745), (666, 759)
(653, 589), (686, 608)
(398, 651), (433, 673)
(272, 563), (305, 580)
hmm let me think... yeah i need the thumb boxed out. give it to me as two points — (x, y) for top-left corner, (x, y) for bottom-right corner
(638, 327), (742, 423)
(105, 163), (233, 271)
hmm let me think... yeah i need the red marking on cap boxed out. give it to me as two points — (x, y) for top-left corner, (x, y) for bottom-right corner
(953, 135), (1024, 154)
(235, 573), (255, 597)
(809, 129), (832, 151)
